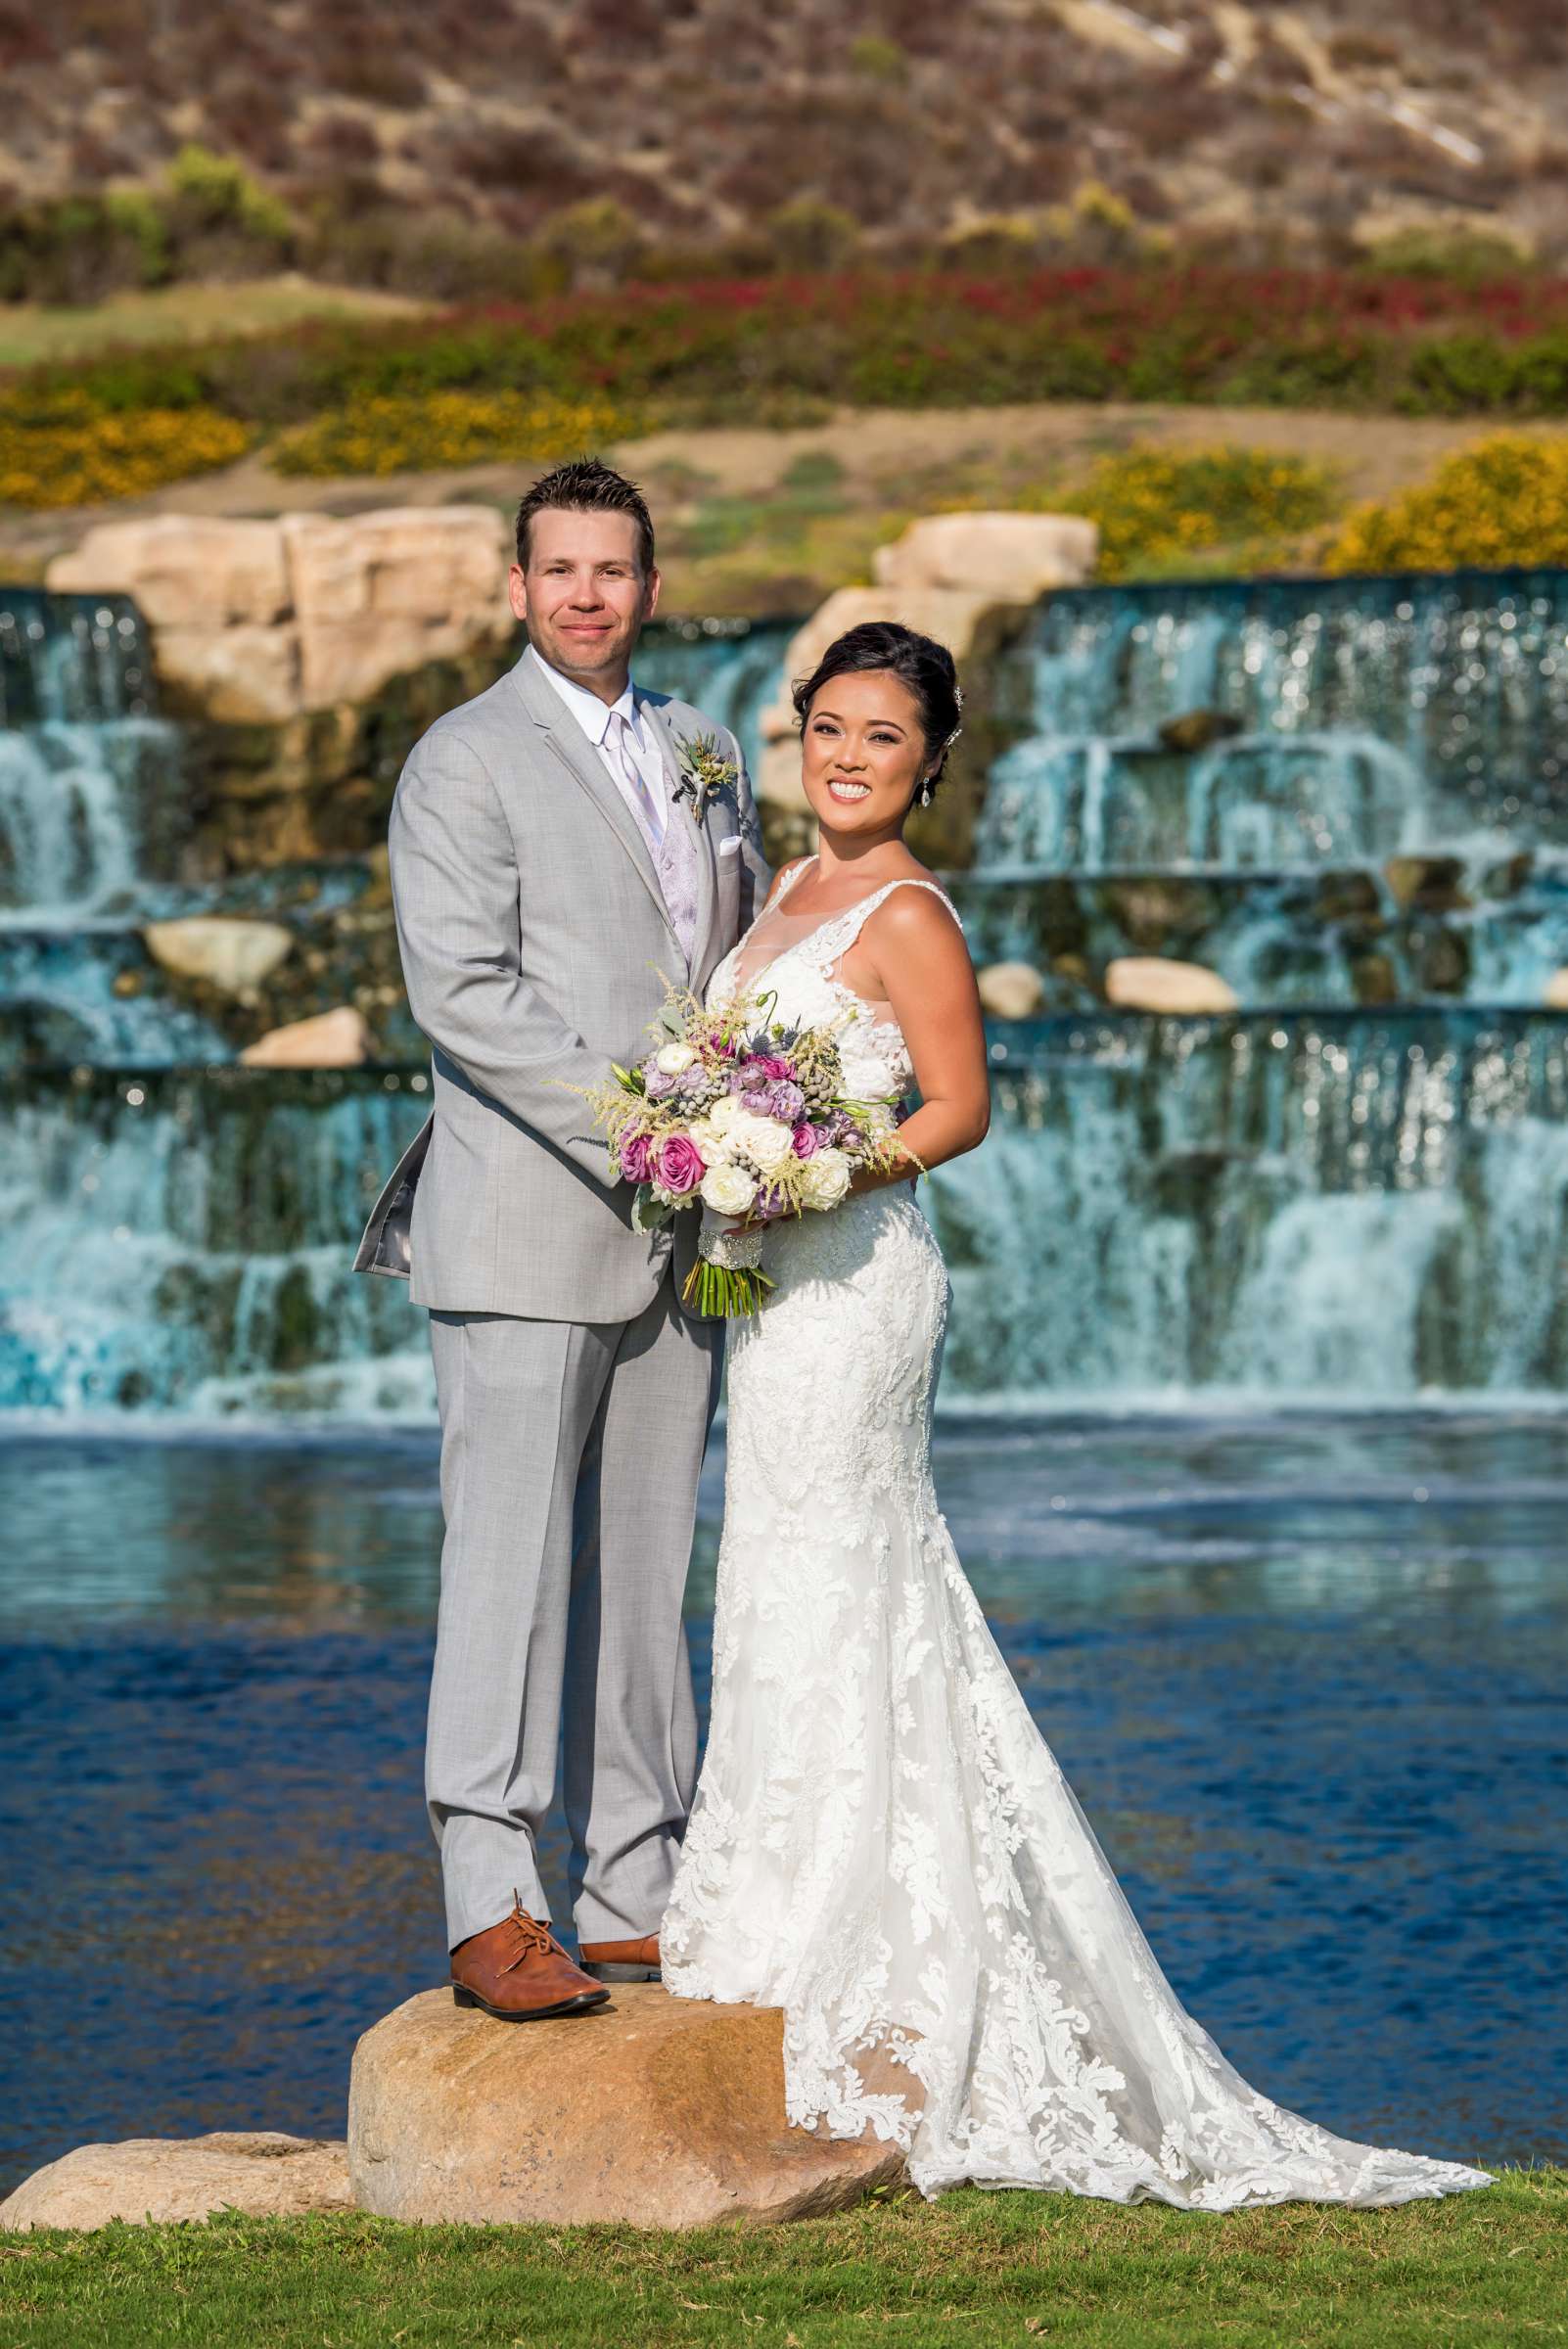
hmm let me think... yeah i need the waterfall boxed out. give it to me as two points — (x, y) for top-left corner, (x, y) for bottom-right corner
(931, 1012), (1568, 1400)
(0, 1068), (432, 1416)
(4, 568), (1567, 1420)
(630, 618), (799, 783)
(978, 569), (1568, 872)
(0, 592), (184, 915)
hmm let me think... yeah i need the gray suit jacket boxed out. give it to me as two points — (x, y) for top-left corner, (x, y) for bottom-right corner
(354, 646), (769, 1321)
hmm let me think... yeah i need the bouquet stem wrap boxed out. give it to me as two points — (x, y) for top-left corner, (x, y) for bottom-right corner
(684, 1208), (774, 1318)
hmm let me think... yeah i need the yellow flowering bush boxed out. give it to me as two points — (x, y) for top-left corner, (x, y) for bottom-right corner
(1047, 443), (1342, 579)
(273, 390), (633, 478)
(1326, 433), (1568, 573)
(0, 394), (250, 508)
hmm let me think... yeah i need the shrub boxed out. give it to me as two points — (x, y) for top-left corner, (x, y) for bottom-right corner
(272, 388), (632, 476)
(1326, 432), (1568, 572)
(849, 33), (908, 82)
(0, 393), (251, 507)
(1043, 442), (1342, 579)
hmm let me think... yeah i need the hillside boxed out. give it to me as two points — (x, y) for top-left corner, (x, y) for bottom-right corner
(2, 0), (1566, 291)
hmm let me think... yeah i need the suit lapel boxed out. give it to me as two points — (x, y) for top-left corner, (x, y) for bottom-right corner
(641, 695), (718, 978)
(507, 651), (679, 950)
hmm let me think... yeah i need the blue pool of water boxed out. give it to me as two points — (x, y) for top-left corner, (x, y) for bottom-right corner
(1, 1408), (1563, 2195)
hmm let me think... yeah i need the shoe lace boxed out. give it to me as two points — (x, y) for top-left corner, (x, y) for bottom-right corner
(500, 1894), (556, 1973)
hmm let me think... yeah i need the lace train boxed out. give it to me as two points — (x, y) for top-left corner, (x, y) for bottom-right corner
(660, 876), (1491, 2207)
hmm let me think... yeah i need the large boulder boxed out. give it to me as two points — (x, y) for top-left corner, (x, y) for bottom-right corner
(144, 916), (295, 996)
(0, 2133), (351, 2233)
(46, 508), (512, 724)
(977, 960), (1047, 1020)
(349, 1984), (906, 2227)
(240, 1005), (370, 1068)
(47, 517), (292, 629)
(873, 512), (1098, 600)
(1104, 955), (1239, 1014)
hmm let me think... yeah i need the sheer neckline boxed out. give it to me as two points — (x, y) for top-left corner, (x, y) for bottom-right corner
(726, 858), (958, 1015)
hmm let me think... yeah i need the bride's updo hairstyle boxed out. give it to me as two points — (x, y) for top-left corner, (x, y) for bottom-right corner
(791, 621), (963, 804)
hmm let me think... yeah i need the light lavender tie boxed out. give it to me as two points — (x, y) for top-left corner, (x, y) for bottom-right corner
(608, 708), (665, 850)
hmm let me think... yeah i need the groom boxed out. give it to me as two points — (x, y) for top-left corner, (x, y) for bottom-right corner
(356, 457), (767, 2019)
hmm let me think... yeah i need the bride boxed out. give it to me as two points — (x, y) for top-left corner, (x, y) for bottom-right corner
(660, 619), (1491, 2210)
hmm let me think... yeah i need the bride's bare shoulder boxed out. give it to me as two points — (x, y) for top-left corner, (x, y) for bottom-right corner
(859, 869), (969, 973)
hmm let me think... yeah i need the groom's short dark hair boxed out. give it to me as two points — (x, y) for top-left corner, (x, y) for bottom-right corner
(515, 458), (656, 576)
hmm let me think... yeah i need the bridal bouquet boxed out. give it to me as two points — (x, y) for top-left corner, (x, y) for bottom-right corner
(581, 983), (911, 1314)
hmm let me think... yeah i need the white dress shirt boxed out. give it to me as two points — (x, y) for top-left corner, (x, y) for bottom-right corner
(527, 644), (669, 845)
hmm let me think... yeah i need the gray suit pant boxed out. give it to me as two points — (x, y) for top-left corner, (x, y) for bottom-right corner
(426, 1272), (720, 1950)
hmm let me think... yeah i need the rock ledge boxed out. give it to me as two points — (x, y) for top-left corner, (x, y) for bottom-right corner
(349, 1983), (905, 2227)
(0, 2133), (352, 2232)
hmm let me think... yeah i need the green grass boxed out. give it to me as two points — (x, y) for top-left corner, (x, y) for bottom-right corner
(1, 2172), (1561, 2348)
(0, 277), (430, 370)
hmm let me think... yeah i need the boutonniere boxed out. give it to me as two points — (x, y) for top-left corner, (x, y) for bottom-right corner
(671, 730), (738, 826)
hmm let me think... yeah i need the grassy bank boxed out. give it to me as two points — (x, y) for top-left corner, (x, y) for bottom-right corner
(1, 2171), (1561, 2349)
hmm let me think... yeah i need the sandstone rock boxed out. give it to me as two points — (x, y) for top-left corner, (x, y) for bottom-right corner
(144, 916), (295, 995)
(283, 510), (511, 708)
(1104, 955), (1239, 1014)
(46, 508), (512, 726)
(977, 960), (1047, 1019)
(240, 1005), (370, 1068)
(0, 2133), (351, 2232)
(1158, 708), (1245, 757)
(47, 518), (292, 629)
(154, 622), (303, 724)
(872, 512), (1098, 600)
(348, 1983), (906, 2227)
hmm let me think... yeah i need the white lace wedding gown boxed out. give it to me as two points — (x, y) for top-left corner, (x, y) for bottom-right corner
(661, 866), (1491, 2209)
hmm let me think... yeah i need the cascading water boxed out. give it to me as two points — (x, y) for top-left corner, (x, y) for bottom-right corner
(631, 616), (797, 784)
(0, 591), (183, 914)
(976, 568), (1568, 871)
(930, 1011), (1568, 1401)
(4, 569), (1567, 1415)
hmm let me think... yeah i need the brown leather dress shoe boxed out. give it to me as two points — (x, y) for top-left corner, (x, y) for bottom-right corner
(450, 1895), (611, 2021)
(577, 1931), (661, 1983)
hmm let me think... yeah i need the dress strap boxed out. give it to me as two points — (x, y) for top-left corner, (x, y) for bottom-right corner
(811, 876), (965, 970)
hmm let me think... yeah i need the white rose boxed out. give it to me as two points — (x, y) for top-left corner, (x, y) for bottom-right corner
(798, 1147), (852, 1208)
(684, 1117), (722, 1161)
(655, 1040), (698, 1076)
(701, 1161), (758, 1217)
(732, 1111), (793, 1172)
(707, 1090), (745, 1135)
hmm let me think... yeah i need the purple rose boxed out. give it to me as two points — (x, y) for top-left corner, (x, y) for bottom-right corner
(643, 1065), (677, 1100)
(619, 1131), (654, 1182)
(791, 1121), (824, 1159)
(708, 1030), (737, 1058)
(767, 1080), (805, 1123)
(655, 1132), (705, 1196)
(740, 1087), (774, 1116)
(741, 1052), (794, 1083)
(754, 1183), (789, 1221)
